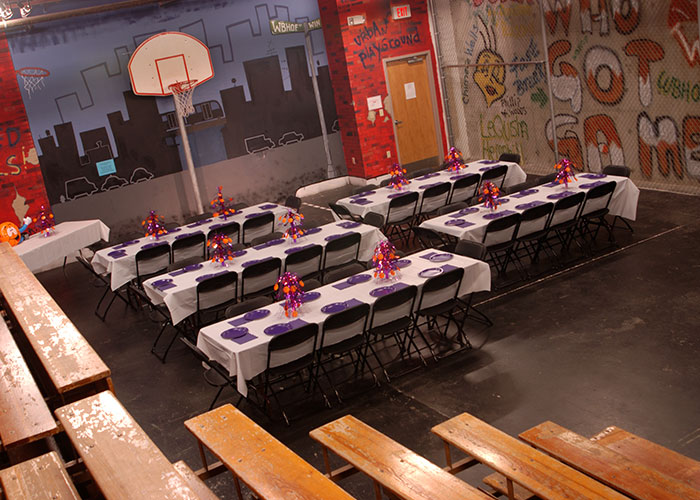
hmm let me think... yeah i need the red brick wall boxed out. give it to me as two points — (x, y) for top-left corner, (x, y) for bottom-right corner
(0, 34), (50, 226)
(319, 0), (447, 178)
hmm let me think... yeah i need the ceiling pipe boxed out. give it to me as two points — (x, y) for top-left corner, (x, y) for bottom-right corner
(1, 0), (174, 31)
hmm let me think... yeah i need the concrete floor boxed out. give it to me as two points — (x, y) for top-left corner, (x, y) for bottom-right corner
(38, 186), (700, 499)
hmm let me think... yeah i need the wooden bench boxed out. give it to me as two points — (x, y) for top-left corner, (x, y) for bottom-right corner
(55, 390), (204, 499)
(591, 425), (700, 490)
(0, 318), (58, 462)
(309, 414), (493, 500)
(173, 461), (219, 500)
(431, 413), (627, 500)
(520, 421), (700, 500)
(0, 242), (112, 404)
(0, 451), (80, 499)
(184, 404), (354, 500)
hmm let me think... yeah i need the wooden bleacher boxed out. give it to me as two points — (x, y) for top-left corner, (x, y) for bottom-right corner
(0, 318), (58, 462)
(0, 242), (113, 405)
(184, 404), (354, 500)
(310, 414), (493, 500)
(0, 451), (80, 499)
(55, 390), (211, 500)
(519, 421), (700, 500)
(431, 413), (627, 500)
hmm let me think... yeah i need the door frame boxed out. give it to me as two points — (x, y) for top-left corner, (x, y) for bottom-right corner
(383, 50), (444, 167)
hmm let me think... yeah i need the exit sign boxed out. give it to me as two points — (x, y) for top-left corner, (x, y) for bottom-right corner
(392, 4), (411, 20)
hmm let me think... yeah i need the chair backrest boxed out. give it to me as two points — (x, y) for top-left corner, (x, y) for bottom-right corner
(379, 178), (392, 187)
(303, 278), (322, 291)
(250, 232), (284, 248)
(479, 165), (508, 190)
(167, 255), (203, 272)
(549, 191), (585, 227)
(417, 267), (464, 311)
(323, 263), (367, 285)
(323, 232), (361, 270)
(241, 257), (282, 298)
(481, 213), (521, 247)
(267, 323), (319, 370)
(284, 244), (323, 279)
(408, 168), (433, 179)
(504, 181), (530, 195)
(369, 285), (417, 330)
(135, 244), (171, 282)
(517, 202), (554, 239)
(285, 195), (302, 211)
(499, 153), (521, 164)
(449, 174), (480, 204)
(411, 226), (448, 250)
(212, 222), (240, 243)
(386, 191), (419, 224)
(580, 181), (616, 217)
(328, 203), (356, 221)
(224, 295), (273, 319)
(363, 212), (384, 228)
(436, 202), (467, 216)
(418, 182), (451, 215)
(179, 337), (232, 381)
(241, 213), (274, 244)
(184, 212), (214, 225)
(196, 271), (238, 312)
(319, 303), (370, 350)
(602, 165), (630, 177)
(171, 232), (206, 262)
(455, 240), (487, 260)
(537, 172), (558, 185)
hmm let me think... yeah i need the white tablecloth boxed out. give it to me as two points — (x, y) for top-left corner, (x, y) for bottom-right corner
(15, 220), (110, 273)
(336, 160), (526, 220)
(92, 203), (289, 290)
(197, 248), (491, 397)
(143, 221), (384, 325)
(420, 174), (639, 242)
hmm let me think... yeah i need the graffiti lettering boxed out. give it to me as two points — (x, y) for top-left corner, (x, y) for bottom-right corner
(683, 116), (700, 179)
(545, 114), (584, 170)
(353, 21), (388, 47)
(612, 0), (641, 34)
(656, 71), (700, 103)
(357, 31), (421, 69)
(667, 0), (700, 67)
(0, 127), (21, 149)
(499, 96), (528, 117)
(0, 154), (22, 176)
(625, 40), (664, 107)
(638, 112), (684, 178)
(462, 21), (480, 104)
(543, 0), (573, 35)
(480, 114), (529, 159)
(531, 87), (548, 108)
(583, 114), (625, 172)
(483, 4), (539, 37)
(584, 46), (625, 105)
(573, 34), (589, 60)
(580, 0), (610, 35)
(549, 40), (582, 113)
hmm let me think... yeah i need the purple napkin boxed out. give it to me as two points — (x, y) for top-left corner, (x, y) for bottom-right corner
(387, 192), (411, 199)
(253, 239), (284, 250)
(114, 239), (140, 249)
(448, 207), (479, 218)
(545, 181), (560, 188)
(369, 282), (409, 298)
(220, 327), (258, 344)
(304, 227), (322, 235)
(169, 227), (181, 233)
(321, 298), (365, 314)
(285, 243), (315, 255)
(579, 181), (609, 189)
(169, 263), (203, 276)
(264, 318), (309, 336)
(153, 282), (177, 291)
(450, 173), (477, 181)
(515, 201), (547, 210)
(325, 231), (357, 242)
(233, 250), (247, 257)
(141, 241), (169, 250)
(187, 219), (212, 228)
(444, 219), (475, 228)
(479, 159), (498, 164)
(483, 209), (517, 220)
(337, 221), (361, 229)
(417, 172), (440, 180)
(349, 198), (371, 205)
(511, 189), (539, 199)
(351, 191), (376, 198)
(580, 173), (607, 179)
(245, 211), (272, 219)
(107, 249), (128, 259)
(419, 182), (442, 189)
(259, 204), (277, 209)
(332, 273), (372, 290)
(241, 256), (275, 268)
(547, 191), (576, 200)
(195, 271), (229, 282)
(229, 308), (271, 327)
(175, 231), (203, 240)
(480, 164), (503, 172)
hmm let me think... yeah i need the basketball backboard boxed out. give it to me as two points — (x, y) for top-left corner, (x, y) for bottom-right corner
(128, 32), (213, 96)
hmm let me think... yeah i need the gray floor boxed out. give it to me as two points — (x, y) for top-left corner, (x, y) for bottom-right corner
(38, 186), (700, 499)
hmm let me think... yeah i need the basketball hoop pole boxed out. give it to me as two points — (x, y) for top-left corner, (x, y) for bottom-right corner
(173, 100), (204, 215)
(304, 24), (335, 179)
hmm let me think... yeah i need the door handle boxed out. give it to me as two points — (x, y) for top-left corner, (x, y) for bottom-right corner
(394, 120), (402, 125)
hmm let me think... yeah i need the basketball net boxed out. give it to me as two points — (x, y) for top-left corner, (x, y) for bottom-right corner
(169, 79), (197, 118)
(16, 67), (49, 99)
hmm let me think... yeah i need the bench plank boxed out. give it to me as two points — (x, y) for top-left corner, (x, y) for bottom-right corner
(482, 473), (535, 500)
(173, 460), (219, 500)
(0, 319), (57, 449)
(0, 242), (111, 396)
(520, 421), (700, 500)
(55, 391), (201, 500)
(432, 413), (627, 500)
(591, 426), (700, 490)
(310, 415), (492, 500)
(0, 451), (80, 499)
(185, 404), (354, 500)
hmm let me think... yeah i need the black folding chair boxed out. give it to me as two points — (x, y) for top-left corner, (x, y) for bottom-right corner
(322, 263), (366, 285)
(224, 296), (273, 319)
(284, 195), (302, 211)
(416, 182), (451, 223)
(210, 221), (240, 244)
(322, 232), (361, 278)
(284, 244), (323, 280)
(479, 164), (508, 191)
(454, 240), (492, 327)
(240, 257), (282, 300)
(384, 191), (419, 245)
(411, 226), (454, 252)
(413, 267), (466, 360)
(195, 271), (239, 329)
(171, 232), (206, 263)
(545, 191), (586, 263)
(76, 253), (131, 321)
(448, 173), (480, 205)
(134, 243), (171, 288)
(536, 172), (558, 185)
(436, 202), (467, 216)
(180, 337), (241, 411)
(328, 203), (363, 222)
(602, 165), (633, 233)
(481, 213), (521, 278)
(250, 232), (283, 247)
(184, 212), (213, 224)
(512, 202), (554, 272)
(577, 181), (617, 253)
(241, 212), (274, 244)
(363, 212), (384, 228)
(499, 152), (521, 163)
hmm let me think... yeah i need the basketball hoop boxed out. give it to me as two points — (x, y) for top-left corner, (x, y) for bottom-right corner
(16, 67), (49, 98)
(169, 79), (197, 118)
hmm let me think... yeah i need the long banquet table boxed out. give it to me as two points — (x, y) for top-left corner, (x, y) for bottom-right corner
(420, 174), (639, 242)
(92, 202), (288, 290)
(336, 159), (526, 220)
(197, 248), (491, 397)
(143, 221), (384, 325)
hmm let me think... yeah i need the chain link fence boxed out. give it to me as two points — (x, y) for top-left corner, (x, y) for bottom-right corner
(431, 0), (700, 195)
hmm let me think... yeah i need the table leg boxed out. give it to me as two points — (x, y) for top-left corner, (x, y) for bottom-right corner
(197, 441), (208, 471)
(507, 478), (515, 500)
(443, 440), (453, 470)
(233, 474), (244, 500)
(373, 479), (382, 500)
(321, 446), (332, 476)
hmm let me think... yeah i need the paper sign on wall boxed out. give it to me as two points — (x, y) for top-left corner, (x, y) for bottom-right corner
(367, 95), (383, 110)
(404, 82), (416, 100)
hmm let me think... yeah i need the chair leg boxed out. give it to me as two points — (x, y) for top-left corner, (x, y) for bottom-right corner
(209, 385), (226, 411)
(412, 322), (438, 362)
(94, 287), (118, 321)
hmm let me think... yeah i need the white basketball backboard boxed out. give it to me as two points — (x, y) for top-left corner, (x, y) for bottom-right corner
(128, 32), (214, 96)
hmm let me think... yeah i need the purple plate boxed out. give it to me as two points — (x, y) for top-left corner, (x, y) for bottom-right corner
(428, 253), (453, 262)
(387, 192), (411, 199)
(337, 221), (361, 229)
(169, 227), (181, 233)
(175, 231), (203, 240)
(351, 191), (376, 198)
(267, 239), (284, 246)
(221, 327), (249, 340)
(304, 227), (322, 235)
(479, 165), (502, 171)
(483, 210), (517, 220)
(581, 173), (607, 179)
(515, 201), (546, 210)
(450, 173), (476, 181)
(369, 285), (396, 297)
(259, 204), (277, 209)
(511, 189), (539, 198)
(480, 159), (498, 164)
(547, 191), (576, 200)
(580, 181), (609, 189)
(245, 211), (272, 219)
(499, 198), (510, 204)
(243, 309), (270, 321)
(325, 232), (356, 242)
(445, 219), (467, 226)
(321, 302), (351, 314)
(349, 198), (371, 205)
(419, 268), (444, 278)
(233, 250), (247, 257)
(285, 244), (314, 255)
(184, 263), (203, 272)
(107, 250), (127, 258)
(141, 241), (169, 250)
(264, 323), (293, 335)
(347, 274), (372, 284)
(448, 207), (479, 218)
(187, 219), (212, 228)
(241, 260), (260, 268)
(114, 239), (140, 249)
(301, 291), (321, 302)
(151, 278), (173, 287)
(417, 172), (440, 180)
(195, 271), (228, 282)
(419, 182), (441, 189)
(396, 259), (411, 267)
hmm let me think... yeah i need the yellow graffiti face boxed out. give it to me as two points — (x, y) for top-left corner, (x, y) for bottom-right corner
(473, 50), (506, 107)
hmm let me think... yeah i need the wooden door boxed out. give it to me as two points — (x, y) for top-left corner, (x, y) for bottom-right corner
(386, 55), (441, 171)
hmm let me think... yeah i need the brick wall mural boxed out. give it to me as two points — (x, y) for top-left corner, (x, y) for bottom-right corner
(2, 0), (338, 213)
(0, 34), (50, 226)
(319, 0), (446, 178)
(438, 0), (700, 194)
